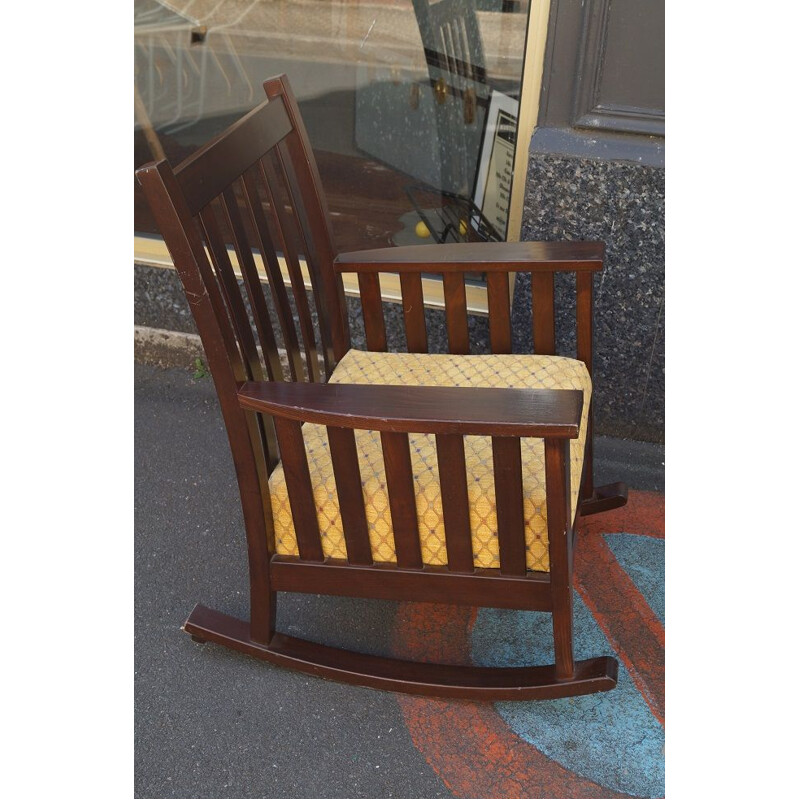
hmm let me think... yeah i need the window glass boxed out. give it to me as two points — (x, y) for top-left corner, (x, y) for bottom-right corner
(134, 0), (529, 252)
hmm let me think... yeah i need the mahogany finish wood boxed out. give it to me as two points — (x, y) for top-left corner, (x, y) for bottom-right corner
(579, 481), (629, 516)
(380, 432), (424, 570)
(435, 434), (474, 574)
(241, 164), (305, 381)
(545, 438), (574, 680)
(576, 270), (595, 499)
(357, 271), (388, 352)
(326, 426), (373, 565)
(532, 271), (556, 355)
(269, 556), (550, 608)
(184, 604), (618, 700)
(335, 240), (605, 272)
(486, 271), (512, 353)
(238, 381), (583, 438)
(137, 74), (628, 700)
(492, 437), (528, 576)
(442, 272), (470, 354)
(273, 417), (324, 562)
(175, 98), (292, 216)
(260, 153), (321, 382)
(399, 272), (428, 353)
(222, 182), (285, 384)
(265, 75), (351, 363)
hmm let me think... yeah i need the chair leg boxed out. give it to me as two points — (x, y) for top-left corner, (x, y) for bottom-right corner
(552, 588), (575, 681)
(250, 590), (277, 646)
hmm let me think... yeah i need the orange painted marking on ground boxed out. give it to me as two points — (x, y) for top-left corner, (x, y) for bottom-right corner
(575, 490), (665, 723)
(392, 602), (628, 798)
(390, 488), (664, 797)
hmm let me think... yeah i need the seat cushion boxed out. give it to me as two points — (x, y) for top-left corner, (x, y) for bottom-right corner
(269, 349), (591, 573)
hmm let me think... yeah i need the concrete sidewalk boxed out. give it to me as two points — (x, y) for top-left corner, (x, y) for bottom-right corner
(135, 362), (664, 798)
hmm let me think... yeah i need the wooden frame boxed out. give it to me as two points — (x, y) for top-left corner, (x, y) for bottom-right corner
(137, 74), (627, 700)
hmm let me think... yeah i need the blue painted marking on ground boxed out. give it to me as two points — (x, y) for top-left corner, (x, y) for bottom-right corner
(471, 593), (665, 799)
(604, 533), (665, 624)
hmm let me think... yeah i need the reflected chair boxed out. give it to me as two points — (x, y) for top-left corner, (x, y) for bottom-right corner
(136, 74), (628, 700)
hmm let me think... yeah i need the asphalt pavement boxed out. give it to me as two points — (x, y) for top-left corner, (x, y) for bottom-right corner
(134, 362), (664, 798)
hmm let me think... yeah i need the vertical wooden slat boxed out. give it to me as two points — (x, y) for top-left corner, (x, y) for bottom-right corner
(273, 418), (324, 562)
(200, 203), (277, 471)
(442, 272), (470, 354)
(435, 434), (474, 573)
(220, 185), (284, 383)
(276, 137), (335, 377)
(358, 272), (388, 352)
(245, 162), (306, 382)
(532, 271), (556, 355)
(326, 426), (373, 566)
(380, 432), (423, 569)
(264, 77), (351, 362)
(576, 271), (593, 374)
(399, 272), (428, 353)
(199, 204), (263, 383)
(261, 153), (321, 382)
(486, 271), (512, 354)
(576, 270), (594, 501)
(545, 437), (574, 680)
(491, 436), (527, 576)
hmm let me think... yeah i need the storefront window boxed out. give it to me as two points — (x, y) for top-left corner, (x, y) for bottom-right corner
(135, 0), (530, 256)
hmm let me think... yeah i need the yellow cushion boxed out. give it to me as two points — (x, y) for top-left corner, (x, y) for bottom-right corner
(269, 349), (591, 573)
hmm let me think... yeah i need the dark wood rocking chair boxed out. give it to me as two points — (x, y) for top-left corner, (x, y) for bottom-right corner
(136, 74), (628, 700)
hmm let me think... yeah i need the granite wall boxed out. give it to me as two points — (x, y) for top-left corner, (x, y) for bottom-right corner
(514, 152), (664, 443)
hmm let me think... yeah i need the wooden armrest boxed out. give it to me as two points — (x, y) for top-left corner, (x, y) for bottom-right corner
(238, 381), (583, 438)
(334, 241), (604, 274)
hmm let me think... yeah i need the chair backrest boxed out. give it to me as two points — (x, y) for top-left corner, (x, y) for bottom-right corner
(137, 75), (351, 474)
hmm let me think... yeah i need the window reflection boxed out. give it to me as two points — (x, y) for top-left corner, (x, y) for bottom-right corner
(134, 0), (528, 252)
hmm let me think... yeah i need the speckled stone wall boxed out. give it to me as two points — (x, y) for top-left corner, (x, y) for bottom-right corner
(514, 153), (664, 442)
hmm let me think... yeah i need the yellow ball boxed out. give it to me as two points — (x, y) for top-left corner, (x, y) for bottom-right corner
(415, 220), (431, 238)
(459, 219), (468, 236)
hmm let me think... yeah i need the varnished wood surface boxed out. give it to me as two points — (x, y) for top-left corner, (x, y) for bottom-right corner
(238, 381), (583, 437)
(183, 604), (619, 700)
(326, 426), (373, 565)
(273, 418), (324, 562)
(492, 437), (527, 576)
(399, 272), (429, 353)
(435, 434), (474, 573)
(531, 271), (556, 355)
(380, 432), (424, 569)
(545, 438), (574, 680)
(138, 74), (629, 701)
(442, 272), (470, 354)
(579, 482), (629, 516)
(270, 557), (550, 609)
(357, 272), (388, 352)
(175, 98), (292, 216)
(486, 271), (512, 353)
(335, 240), (606, 272)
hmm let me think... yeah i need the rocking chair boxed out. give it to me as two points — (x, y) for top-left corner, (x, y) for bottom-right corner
(136, 74), (628, 700)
